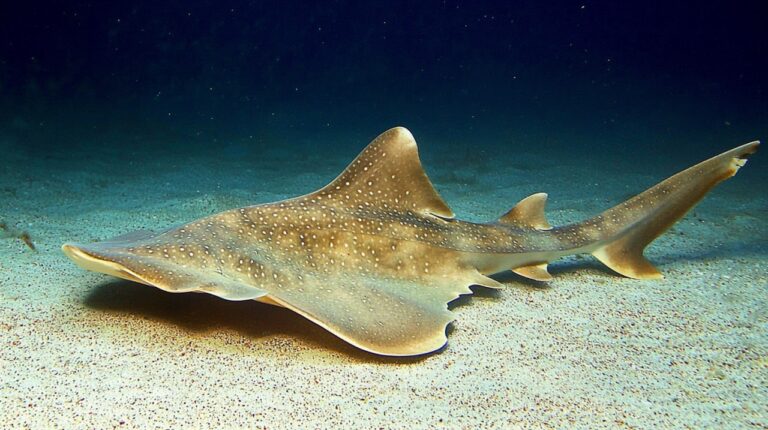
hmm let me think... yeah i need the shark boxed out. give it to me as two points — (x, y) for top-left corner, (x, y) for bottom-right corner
(62, 127), (759, 356)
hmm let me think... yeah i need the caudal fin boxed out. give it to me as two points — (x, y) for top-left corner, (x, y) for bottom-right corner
(589, 141), (759, 279)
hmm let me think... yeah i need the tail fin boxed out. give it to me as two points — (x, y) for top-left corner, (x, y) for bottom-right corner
(589, 141), (759, 279)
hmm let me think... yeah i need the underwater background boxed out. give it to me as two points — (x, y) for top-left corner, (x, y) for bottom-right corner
(2, 1), (766, 156)
(1, 1), (767, 428)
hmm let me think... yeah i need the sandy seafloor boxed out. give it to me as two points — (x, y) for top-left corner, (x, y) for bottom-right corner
(1, 130), (766, 429)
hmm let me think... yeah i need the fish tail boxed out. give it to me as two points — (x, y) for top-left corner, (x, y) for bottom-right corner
(586, 141), (759, 279)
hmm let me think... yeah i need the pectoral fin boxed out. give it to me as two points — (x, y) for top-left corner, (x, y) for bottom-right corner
(266, 268), (500, 356)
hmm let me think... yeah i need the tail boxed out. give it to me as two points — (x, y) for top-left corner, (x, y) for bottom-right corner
(584, 141), (759, 279)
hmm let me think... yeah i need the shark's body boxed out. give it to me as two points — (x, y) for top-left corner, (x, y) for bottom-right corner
(63, 127), (759, 356)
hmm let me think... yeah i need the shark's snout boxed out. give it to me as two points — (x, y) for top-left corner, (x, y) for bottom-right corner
(61, 243), (96, 267)
(62, 242), (145, 284)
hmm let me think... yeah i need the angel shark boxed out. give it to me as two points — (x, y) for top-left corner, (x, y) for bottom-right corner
(62, 127), (759, 356)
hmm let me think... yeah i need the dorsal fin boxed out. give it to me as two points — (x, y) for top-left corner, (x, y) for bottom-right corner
(498, 193), (552, 230)
(315, 127), (454, 218)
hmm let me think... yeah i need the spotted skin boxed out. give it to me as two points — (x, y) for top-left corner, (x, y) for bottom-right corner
(63, 127), (759, 356)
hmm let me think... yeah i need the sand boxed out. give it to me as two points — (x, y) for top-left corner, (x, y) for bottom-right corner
(1, 134), (766, 429)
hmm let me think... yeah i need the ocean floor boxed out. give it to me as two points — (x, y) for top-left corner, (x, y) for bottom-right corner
(1, 130), (766, 429)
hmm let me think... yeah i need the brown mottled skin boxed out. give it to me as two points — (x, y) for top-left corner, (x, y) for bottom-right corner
(63, 127), (759, 356)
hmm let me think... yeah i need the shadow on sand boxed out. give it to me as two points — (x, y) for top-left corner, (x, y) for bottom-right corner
(84, 280), (440, 364)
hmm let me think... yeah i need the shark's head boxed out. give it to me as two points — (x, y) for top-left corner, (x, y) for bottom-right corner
(62, 227), (269, 301)
(62, 242), (150, 285)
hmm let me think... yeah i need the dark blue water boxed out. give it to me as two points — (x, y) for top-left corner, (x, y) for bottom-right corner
(1, 1), (766, 166)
